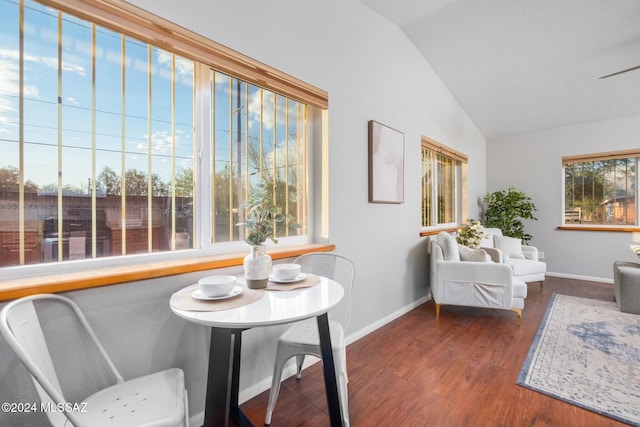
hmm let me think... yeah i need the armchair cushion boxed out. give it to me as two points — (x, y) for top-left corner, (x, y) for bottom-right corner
(494, 235), (525, 259)
(437, 231), (460, 261)
(509, 258), (546, 277)
(521, 246), (539, 261)
(512, 279), (528, 300)
(458, 245), (491, 262)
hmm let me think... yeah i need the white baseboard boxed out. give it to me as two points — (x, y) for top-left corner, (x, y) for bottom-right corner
(345, 295), (429, 345)
(545, 271), (613, 284)
(238, 357), (307, 404)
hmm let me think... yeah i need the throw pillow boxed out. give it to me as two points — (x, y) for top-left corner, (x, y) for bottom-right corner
(436, 231), (460, 261)
(494, 235), (525, 259)
(458, 245), (491, 262)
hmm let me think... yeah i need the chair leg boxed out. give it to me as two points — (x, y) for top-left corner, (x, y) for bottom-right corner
(539, 281), (544, 292)
(435, 303), (441, 319)
(184, 390), (189, 427)
(265, 348), (288, 425)
(295, 354), (305, 379)
(334, 346), (350, 427)
(338, 370), (350, 427)
(512, 308), (522, 325)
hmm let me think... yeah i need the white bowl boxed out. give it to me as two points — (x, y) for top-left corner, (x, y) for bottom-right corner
(198, 275), (236, 297)
(272, 263), (301, 280)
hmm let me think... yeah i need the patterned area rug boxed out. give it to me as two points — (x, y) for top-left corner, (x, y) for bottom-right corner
(518, 294), (640, 426)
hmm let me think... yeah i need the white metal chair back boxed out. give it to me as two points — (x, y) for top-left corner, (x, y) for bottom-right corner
(0, 294), (122, 426)
(292, 252), (355, 332)
(0, 294), (188, 427)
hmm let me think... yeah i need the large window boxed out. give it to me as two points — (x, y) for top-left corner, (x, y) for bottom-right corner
(421, 136), (467, 229)
(0, 0), (317, 269)
(210, 71), (307, 244)
(563, 150), (638, 226)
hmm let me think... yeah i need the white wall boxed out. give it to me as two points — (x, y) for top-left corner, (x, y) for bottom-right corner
(487, 113), (640, 281)
(0, 1), (486, 425)
(126, 0), (487, 366)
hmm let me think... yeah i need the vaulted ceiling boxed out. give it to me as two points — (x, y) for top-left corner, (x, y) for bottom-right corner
(359, 0), (640, 140)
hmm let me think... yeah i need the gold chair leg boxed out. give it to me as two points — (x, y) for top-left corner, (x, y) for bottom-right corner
(512, 308), (522, 325)
(435, 303), (441, 319)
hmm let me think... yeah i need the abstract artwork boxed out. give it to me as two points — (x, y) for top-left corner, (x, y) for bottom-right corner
(368, 120), (404, 204)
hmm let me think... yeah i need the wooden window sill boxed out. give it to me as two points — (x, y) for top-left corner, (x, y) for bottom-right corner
(0, 243), (335, 302)
(557, 225), (640, 232)
(420, 226), (459, 237)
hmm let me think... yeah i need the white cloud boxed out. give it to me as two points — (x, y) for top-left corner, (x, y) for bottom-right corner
(0, 58), (20, 127)
(0, 47), (86, 128)
(155, 50), (194, 85)
(137, 130), (176, 155)
(214, 71), (231, 84)
(0, 47), (85, 112)
(0, 48), (86, 76)
(247, 90), (292, 131)
(156, 49), (172, 67)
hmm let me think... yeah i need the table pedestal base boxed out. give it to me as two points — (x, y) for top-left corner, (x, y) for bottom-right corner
(202, 313), (343, 427)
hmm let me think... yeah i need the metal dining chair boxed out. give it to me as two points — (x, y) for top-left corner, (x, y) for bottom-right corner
(0, 293), (188, 427)
(265, 252), (355, 427)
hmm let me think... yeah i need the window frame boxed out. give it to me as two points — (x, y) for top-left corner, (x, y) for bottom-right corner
(420, 136), (468, 234)
(561, 149), (640, 230)
(0, 0), (328, 285)
(40, 0), (328, 109)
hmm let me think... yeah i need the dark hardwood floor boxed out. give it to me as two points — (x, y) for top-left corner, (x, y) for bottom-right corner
(240, 276), (629, 426)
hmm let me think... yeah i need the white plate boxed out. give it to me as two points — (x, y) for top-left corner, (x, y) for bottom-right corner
(269, 273), (306, 283)
(192, 285), (243, 301)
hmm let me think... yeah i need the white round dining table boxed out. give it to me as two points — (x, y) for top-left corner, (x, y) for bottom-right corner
(170, 276), (345, 427)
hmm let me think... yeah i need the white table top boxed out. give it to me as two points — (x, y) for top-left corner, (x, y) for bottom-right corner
(171, 276), (344, 329)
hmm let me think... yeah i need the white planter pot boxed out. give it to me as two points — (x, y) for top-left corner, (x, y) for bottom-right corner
(244, 244), (272, 289)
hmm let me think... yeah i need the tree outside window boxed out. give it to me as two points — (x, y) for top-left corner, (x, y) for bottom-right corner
(564, 156), (636, 225)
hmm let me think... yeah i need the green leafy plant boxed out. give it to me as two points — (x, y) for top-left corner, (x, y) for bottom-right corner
(457, 218), (484, 248)
(483, 187), (538, 244)
(238, 180), (299, 246)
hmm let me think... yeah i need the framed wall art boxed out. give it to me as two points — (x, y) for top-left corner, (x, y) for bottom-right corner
(368, 120), (404, 204)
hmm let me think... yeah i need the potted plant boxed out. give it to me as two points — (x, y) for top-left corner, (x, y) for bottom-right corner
(238, 180), (298, 288)
(483, 187), (538, 244)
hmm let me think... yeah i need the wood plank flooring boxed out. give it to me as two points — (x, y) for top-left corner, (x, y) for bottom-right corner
(239, 276), (630, 426)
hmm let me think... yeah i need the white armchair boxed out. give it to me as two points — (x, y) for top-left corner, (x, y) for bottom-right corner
(429, 232), (527, 323)
(479, 228), (546, 291)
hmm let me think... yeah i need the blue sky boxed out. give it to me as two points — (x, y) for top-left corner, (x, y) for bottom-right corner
(0, 0), (194, 192)
(0, 0), (303, 195)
